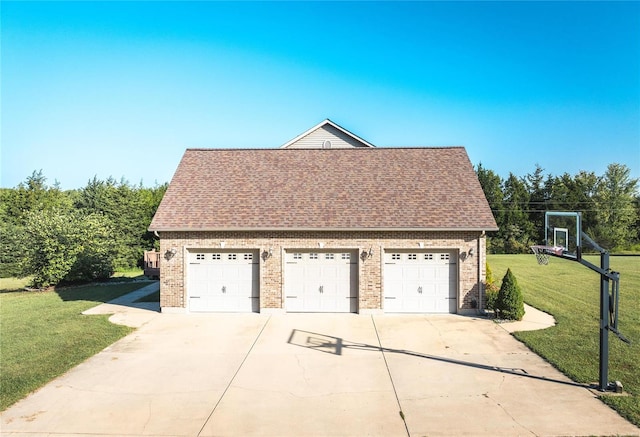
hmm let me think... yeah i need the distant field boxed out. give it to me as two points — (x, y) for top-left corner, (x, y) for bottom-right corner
(488, 254), (640, 426)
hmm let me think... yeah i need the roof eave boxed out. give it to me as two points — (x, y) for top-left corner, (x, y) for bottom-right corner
(149, 226), (499, 233)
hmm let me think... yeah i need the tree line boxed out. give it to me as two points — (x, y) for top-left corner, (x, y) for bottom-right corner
(476, 163), (639, 254)
(1, 163), (638, 287)
(0, 171), (167, 287)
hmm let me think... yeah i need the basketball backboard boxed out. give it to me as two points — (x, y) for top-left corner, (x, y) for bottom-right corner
(544, 211), (582, 260)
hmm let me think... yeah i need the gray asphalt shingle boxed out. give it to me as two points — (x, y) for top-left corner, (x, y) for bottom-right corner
(149, 147), (498, 231)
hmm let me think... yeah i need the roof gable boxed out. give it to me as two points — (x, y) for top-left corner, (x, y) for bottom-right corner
(149, 147), (498, 232)
(281, 119), (375, 149)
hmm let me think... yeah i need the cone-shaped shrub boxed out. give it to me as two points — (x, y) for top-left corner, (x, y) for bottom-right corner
(496, 268), (525, 320)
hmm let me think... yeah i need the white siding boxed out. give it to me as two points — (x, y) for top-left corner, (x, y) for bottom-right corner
(285, 125), (370, 149)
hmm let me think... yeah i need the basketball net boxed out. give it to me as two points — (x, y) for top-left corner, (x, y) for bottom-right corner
(531, 245), (564, 265)
(531, 246), (549, 265)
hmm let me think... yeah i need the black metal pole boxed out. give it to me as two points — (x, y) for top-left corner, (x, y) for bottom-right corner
(599, 251), (610, 391)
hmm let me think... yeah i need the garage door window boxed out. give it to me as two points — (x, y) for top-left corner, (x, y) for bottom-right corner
(341, 253), (350, 260)
(244, 253), (253, 260)
(309, 253), (318, 260)
(228, 254), (237, 260)
(212, 254), (221, 260)
(325, 253), (334, 260)
(196, 253), (205, 260)
(425, 254), (433, 260)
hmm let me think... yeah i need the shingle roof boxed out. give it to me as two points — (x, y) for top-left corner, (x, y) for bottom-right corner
(149, 147), (498, 231)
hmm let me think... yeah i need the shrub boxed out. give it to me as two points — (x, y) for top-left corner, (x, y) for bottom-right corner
(19, 210), (116, 288)
(485, 262), (499, 312)
(0, 223), (25, 278)
(496, 268), (525, 320)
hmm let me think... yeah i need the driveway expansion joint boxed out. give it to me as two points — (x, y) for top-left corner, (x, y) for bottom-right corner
(196, 315), (272, 437)
(371, 315), (411, 437)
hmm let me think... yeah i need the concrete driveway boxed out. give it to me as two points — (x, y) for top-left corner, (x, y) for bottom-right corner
(2, 307), (639, 436)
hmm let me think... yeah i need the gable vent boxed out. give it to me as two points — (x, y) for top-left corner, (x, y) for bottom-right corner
(322, 140), (332, 149)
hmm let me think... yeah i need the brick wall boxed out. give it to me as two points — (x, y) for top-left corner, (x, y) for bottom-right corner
(159, 230), (486, 314)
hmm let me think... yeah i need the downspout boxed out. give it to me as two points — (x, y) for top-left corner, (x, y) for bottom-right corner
(478, 231), (484, 314)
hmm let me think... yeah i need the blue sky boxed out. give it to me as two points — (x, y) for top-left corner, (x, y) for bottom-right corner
(2, 1), (639, 189)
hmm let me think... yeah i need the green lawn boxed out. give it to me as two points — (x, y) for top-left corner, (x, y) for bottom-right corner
(488, 254), (640, 426)
(0, 282), (148, 411)
(0, 277), (31, 292)
(110, 268), (145, 279)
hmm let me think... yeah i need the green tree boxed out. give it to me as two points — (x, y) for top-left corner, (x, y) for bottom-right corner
(0, 172), (73, 278)
(525, 165), (549, 245)
(592, 164), (639, 250)
(138, 183), (168, 251)
(65, 213), (117, 282)
(0, 221), (24, 277)
(546, 171), (598, 233)
(501, 173), (533, 253)
(3, 170), (72, 224)
(476, 163), (504, 253)
(20, 210), (116, 288)
(496, 268), (525, 321)
(75, 178), (165, 269)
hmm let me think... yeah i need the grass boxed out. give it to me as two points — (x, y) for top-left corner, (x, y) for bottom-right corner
(0, 282), (148, 411)
(135, 289), (159, 303)
(0, 277), (31, 292)
(110, 268), (145, 279)
(0, 269), (149, 291)
(488, 254), (640, 426)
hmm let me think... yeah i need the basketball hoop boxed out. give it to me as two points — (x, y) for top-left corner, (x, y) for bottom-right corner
(531, 245), (564, 265)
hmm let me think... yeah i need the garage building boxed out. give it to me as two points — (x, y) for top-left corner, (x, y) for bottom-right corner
(149, 120), (498, 314)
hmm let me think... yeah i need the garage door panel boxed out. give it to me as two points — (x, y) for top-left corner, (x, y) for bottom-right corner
(285, 251), (357, 313)
(384, 251), (457, 314)
(187, 250), (258, 312)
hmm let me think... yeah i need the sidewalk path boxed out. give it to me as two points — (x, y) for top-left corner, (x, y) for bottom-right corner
(498, 303), (556, 333)
(82, 281), (160, 327)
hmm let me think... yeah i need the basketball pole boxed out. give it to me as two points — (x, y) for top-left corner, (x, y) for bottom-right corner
(577, 234), (626, 392)
(599, 251), (610, 392)
(541, 211), (628, 392)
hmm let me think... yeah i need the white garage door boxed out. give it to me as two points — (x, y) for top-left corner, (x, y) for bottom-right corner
(187, 250), (259, 312)
(285, 251), (357, 312)
(384, 251), (457, 313)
